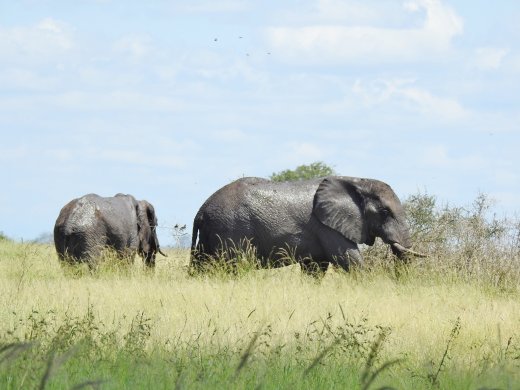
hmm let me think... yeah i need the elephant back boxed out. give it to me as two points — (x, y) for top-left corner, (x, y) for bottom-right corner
(56, 194), (103, 235)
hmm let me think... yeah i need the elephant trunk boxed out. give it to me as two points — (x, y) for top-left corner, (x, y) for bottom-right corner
(158, 248), (167, 257)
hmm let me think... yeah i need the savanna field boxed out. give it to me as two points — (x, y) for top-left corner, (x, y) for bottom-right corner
(1, 194), (520, 389)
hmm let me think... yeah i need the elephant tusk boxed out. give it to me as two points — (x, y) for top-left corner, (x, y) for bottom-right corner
(158, 248), (168, 257)
(392, 243), (427, 258)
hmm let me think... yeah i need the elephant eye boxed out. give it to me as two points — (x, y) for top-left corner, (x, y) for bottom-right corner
(380, 208), (391, 217)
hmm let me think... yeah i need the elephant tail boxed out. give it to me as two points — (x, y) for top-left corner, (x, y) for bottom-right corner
(189, 211), (205, 271)
(191, 211), (202, 253)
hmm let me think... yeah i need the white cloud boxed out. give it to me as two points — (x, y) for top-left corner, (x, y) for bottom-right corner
(0, 18), (74, 64)
(0, 91), (185, 112)
(2, 132), (193, 171)
(395, 84), (468, 120)
(0, 146), (29, 161)
(348, 78), (468, 120)
(403, 1), (421, 12)
(0, 68), (57, 90)
(177, 0), (248, 13)
(114, 35), (153, 61)
(422, 145), (485, 169)
(192, 56), (271, 88)
(155, 65), (180, 84)
(314, 0), (393, 24)
(212, 129), (250, 142)
(37, 18), (67, 34)
(288, 142), (325, 163)
(509, 54), (520, 72)
(266, 0), (463, 64)
(88, 149), (186, 168)
(45, 148), (74, 162)
(474, 47), (509, 70)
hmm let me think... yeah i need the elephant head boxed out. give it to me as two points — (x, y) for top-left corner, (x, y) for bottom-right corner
(137, 200), (166, 267)
(313, 177), (423, 259)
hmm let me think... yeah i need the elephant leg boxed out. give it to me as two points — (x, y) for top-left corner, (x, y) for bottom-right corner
(188, 243), (209, 275)
(331, 249), (364, 272)
(83, 241), (105, 270)
(299, 259), (329, 277)
(317, 229), (365, 272)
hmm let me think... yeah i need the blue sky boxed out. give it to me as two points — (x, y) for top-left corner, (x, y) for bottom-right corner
(1, 0), (519, 245)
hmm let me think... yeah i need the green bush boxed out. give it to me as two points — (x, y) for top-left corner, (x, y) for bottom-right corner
(403, 192), (516, 253)
(399, 192), (520, 290)
(270, 162), (336, 182)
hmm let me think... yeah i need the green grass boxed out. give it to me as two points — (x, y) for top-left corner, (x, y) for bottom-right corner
(1, 234), (520, 389)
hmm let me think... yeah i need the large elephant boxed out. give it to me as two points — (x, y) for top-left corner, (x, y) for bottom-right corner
(191, 176), (423, 274)
(54, 193), (166, 268)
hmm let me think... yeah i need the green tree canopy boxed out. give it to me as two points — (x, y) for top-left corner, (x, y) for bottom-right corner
(269, 162), (336, 182)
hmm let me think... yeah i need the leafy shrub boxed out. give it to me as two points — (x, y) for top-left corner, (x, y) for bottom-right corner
(403, 192), (518, 254)
(400, 192), (520, 290)
(270, 162), (336, 182)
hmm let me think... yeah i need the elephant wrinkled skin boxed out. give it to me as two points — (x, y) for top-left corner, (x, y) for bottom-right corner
(54, 193), (165, 268)
(191, 176), (421, 274)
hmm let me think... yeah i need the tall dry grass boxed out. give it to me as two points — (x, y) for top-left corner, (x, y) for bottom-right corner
(0, 193), (519, 388)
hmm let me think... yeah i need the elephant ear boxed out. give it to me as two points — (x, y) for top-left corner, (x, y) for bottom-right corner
(313, 177), (369, 244)
(137, 201), (159, 257)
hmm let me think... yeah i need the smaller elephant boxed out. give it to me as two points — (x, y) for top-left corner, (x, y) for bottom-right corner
(54, 193), (166, 267)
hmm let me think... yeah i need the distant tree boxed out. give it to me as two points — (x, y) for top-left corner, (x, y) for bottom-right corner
(32, 232), (53, 244)
(172, 224), (190, 248)
(270, 162), (336, 182)
(0, 231), (8, 241)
